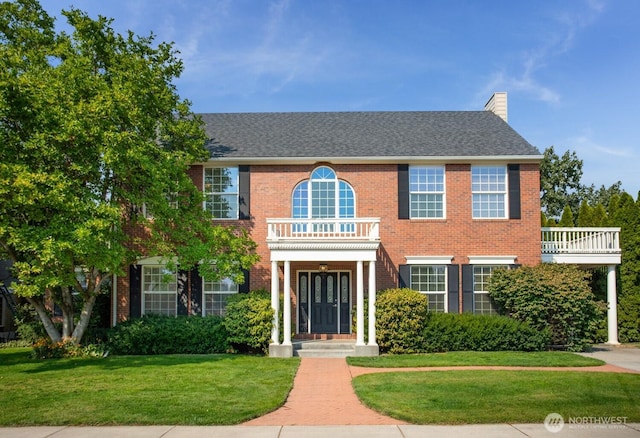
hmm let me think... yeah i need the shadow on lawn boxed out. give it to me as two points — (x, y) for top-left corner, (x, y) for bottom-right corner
(3, 349), (268, 374)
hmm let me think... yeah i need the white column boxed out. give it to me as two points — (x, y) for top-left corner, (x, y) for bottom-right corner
(356, 260), (365, 346)
(607, 265), (620, 345)
(368, 261), (377, 346)
(270, 261), (280, 345)
(283, 260), (292, 346)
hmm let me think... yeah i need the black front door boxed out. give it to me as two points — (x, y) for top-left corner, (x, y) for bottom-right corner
(311, 272), (338, 333)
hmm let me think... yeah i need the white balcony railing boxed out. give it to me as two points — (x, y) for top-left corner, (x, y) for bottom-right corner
(541, 227), (621, 254)
(267, 218), (380, 241)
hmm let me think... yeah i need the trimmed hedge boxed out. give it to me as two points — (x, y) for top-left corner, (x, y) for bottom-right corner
(222, 290), (274, 354)
(376, 288), (429, 353)
(106, 314), (229, 355)
(422, 312), (550, 352)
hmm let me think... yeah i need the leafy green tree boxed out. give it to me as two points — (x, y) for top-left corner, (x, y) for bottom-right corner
(582, 181), (623, 210)
(540, 146), (584, 218)
(558, 205), (575, 227)
(0, 0), (259, 345)
(576, 201), (594, 227)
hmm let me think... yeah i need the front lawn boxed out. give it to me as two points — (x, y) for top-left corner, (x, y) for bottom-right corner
(353, 370), (640, 424)
(0, 348), (299, 426)
(347, 351), (605, 368)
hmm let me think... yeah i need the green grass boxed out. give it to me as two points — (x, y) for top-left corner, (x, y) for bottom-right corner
(0, 348), (299, 426)
(347, 351), (605, 368)
(353, 370), (640, 424)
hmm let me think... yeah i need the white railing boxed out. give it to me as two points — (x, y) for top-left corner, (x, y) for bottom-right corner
(267, 218), (380, 241)
(541, 227), (621, 254)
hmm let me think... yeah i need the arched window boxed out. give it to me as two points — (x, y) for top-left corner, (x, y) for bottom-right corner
(292, 167), (355, 223)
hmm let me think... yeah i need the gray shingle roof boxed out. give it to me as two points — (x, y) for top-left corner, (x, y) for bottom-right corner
(199, 111), (541, 160)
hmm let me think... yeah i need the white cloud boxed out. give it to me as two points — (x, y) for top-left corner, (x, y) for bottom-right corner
(478, 0), (606, 105)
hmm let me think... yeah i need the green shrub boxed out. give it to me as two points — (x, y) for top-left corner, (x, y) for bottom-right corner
(222, 290), (274, 355)
(619, 293), (640, 343)
(421, 313), (550, 352)
(489, 264), (605, 351)
(106, 314), (229, 355)
(375, 288), (428, 353)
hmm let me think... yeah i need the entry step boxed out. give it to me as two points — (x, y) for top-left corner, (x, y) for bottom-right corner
(293, 340), (356, 358)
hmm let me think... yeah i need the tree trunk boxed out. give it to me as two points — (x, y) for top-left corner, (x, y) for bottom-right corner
(60, 287), (75, 340)
(26, 297), (62, 343)
(71, 293), (97, 344)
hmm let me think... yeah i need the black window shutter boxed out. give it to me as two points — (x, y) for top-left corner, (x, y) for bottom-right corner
(238, 269), (250, 294)
(447, 265), (459, 313)
(510, 264), (521, 270)
(129, 265), (142, 318)
(398, 264), (411, 288)
(398, 164), (409, 219)
(190, 268), (202, 316)
(508, 164), (521, 219)
(239, 165), (250, 220)
(461, 264), (474, 313)
(177, 270), (189, 316)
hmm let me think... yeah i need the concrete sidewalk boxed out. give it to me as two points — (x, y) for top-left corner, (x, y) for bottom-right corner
(1, 424), (640, 437)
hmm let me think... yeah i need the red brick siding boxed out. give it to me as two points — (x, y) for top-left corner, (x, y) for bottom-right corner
(115, 162), (541, 322)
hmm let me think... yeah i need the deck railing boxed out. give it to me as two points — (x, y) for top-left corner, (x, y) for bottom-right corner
(541, 227), (621, 254)
(267, 218), (380, 241)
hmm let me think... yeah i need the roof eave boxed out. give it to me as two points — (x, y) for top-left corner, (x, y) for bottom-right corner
(196, 155), (544, 166)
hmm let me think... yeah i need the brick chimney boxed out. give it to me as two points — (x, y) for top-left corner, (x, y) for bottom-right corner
(484, 92), (508, 123)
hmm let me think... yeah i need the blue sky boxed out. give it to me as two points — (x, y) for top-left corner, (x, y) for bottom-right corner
(40, 0), (640, 196)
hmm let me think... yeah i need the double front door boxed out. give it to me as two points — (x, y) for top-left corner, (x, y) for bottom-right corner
(298, 272), (350, 334)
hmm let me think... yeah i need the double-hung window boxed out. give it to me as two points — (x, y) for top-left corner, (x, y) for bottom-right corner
(203, 278), (238, 317)
(409, 166), (445, 218)
(142, 266), (177, 316)
(411, 265), (446, 312)
(473, 266), (499, 315)
(472, 166), (507, 218)
(204, 167), (239, 219)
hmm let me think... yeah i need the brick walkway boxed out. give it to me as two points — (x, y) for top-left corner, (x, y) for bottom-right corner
(243, 358), (639, 426)
(243, 358), (407, 426)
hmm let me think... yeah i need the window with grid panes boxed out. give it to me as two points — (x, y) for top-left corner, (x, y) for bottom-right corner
(473, 265), (499, 315)
(203, 277), (238, 317)
(204, 167), (239, 219)
(471, 166), (507, 218)
(411, 265), (446, 312)
(292, 166), (355, 232)
(142, 266), (177, 316)
(409, 166), (445, 218)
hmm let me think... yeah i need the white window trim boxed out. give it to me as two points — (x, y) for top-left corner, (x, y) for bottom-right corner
(471, 165), (509, 219)
(292, 166), (356, 219)
(202, 277), (239, 317)
(141, 265), (177, 316)
(405, 256), (453, 265)
(409, 265), (448, 313)
(409, 165), (446, 220)
(467, 256), (516, 265)
(203, 166), (239, 220)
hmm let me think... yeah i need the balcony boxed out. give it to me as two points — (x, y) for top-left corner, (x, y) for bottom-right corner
(266, 218), (381, 262)
(541, 227), (621, 265)
(267, 218), (380, 242)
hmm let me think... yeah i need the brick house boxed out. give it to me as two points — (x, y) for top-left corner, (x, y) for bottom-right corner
(113, 93), (621, 357)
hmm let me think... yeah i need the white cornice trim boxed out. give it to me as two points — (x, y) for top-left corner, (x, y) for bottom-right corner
(405, 256), (454, 265)
(467, 255), (517, 265)
(195, 155), (543, 166)
(268, 242), (380, 251)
